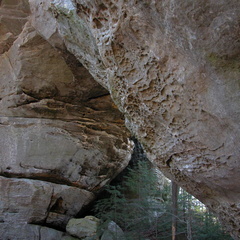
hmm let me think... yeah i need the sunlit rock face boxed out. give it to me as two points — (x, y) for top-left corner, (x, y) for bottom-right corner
(1, 0), (240, 238)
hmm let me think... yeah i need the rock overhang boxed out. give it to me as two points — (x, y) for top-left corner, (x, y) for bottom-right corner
(1, 0), (240, 238)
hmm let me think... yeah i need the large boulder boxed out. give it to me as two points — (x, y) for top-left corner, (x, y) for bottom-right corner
(0, 223), (64, 240)
(66, 216), (100, 239)
(101, 221), (125, 240)
(0, 176), (94, 228)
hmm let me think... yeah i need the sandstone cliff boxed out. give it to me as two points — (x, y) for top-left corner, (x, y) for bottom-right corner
(0, 0), (133, 238)
(0, 0), (240, 239)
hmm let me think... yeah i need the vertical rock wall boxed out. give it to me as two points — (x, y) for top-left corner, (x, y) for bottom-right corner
(0, 1), (133, 238)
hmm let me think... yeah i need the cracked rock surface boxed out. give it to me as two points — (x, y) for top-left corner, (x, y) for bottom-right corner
(1, 0), (240, 239)
(0, 0), (132, 238)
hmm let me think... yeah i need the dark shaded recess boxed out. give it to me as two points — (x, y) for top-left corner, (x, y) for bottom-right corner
(58, 48), (109, 102)
(50, 197), (65, 214)
(31, 221), (65, 232)
(111, 136), (150, 184)
(1, 171), (78, 188)
(76, 137), (151, 218)
(32, 197), (67, 232)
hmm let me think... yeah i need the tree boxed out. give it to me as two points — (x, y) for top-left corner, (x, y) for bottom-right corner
(93, 160), (232, 240)
(171, 181), (179, 240)
(94, 160), (164, 239)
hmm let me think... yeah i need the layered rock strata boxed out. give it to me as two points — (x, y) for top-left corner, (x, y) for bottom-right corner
(1, 0), (240, 239)
(0, 0), (132, 238)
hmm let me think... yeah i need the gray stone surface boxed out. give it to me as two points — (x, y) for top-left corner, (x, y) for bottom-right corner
(0, 1), (132, 238)
(40, 226), (65, 240)
(101, 221), (125, 240)
(1, 0), (240, 238)
(0, 0), (132, 193)
(0, 176), (94, 227)
(0, 117), (131, 191)
(66, 216), (100, 239)
(61, 235), (81, 240)
(0, 223), (64, 240)
(28, 0), (240, 237)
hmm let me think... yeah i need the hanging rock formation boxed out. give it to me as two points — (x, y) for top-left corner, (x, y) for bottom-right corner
(1, 0), (240, 239)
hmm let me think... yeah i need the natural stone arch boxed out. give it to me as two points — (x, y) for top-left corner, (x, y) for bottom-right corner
(29, 0), (240, 237)
(1, 0), (240, 238)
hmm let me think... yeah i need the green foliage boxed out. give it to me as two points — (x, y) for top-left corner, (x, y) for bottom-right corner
(192, 211), (232, 240)
(94, 161), (166, 239)
(94, 185), (127, 227)
(93, 161), (232, 240)
(175, 188), (231, 240)
(124, 161), (159, 197)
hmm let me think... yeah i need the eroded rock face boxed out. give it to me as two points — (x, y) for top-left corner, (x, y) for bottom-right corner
(1, 0), (240, 238)
(27, 0), (240, 237)
(0, 0), (132, 237)
(0, 176), (94, 227)
(0, 223), (65, 240)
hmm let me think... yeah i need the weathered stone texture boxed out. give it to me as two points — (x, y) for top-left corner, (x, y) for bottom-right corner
(1, 0), (240, 239)
(0, 0), (30, 54)
(0, 117), (130, 190)
(101, 221), (125, 240)
(0, 223), (64, 240)
(27, 0), (239, 237)
(66, 216), (100, 239)
(0, 176), (94, 227)
(0, 0), (133, 238)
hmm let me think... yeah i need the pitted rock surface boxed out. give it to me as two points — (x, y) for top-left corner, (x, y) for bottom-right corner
(1, 0), (240, 238)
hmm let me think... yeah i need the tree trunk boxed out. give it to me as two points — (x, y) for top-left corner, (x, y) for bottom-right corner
(172, 181), (179, 240)
(187, 193), (193, 240)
